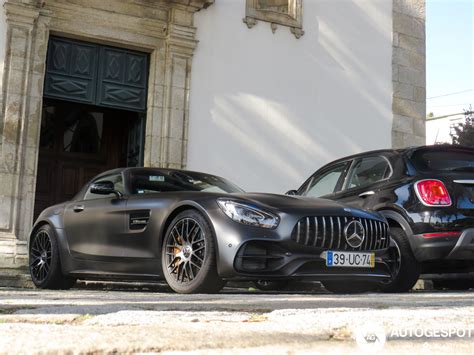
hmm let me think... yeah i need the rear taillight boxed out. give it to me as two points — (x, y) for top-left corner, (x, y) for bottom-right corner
(415, 179), (452, 207)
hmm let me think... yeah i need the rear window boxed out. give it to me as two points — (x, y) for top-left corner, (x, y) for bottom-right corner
(410, 148), (474, 172)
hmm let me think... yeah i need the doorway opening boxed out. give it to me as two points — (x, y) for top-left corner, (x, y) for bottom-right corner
(33, 99), (145, 220)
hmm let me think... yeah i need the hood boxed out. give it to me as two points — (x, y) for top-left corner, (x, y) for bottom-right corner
(228, 193), (384, 221)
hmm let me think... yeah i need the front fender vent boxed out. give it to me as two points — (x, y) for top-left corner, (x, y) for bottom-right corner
(129, 210), (150, 230)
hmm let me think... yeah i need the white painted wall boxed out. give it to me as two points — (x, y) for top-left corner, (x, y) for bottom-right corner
(188, 0), (393, 193)
(0, 0), (6, 107)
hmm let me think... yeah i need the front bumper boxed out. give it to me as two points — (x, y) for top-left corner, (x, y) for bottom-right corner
(209, 209), (392, 283)
(412, 228), (474, 262)
(231, 240), (392, 283)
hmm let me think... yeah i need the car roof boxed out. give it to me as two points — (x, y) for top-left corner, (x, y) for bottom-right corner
(320, 144), (474, 167)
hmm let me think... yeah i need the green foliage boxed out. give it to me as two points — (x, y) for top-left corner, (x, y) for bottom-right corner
(451, 106), (474, 147)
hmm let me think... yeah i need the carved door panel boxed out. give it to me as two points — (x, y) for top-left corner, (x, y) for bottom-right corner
(44, 36), (148, 112)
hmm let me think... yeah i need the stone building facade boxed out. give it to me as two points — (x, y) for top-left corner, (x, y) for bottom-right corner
(0, 0), (425, 275)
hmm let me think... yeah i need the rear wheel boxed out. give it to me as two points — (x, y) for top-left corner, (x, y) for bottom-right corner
(322, 280), (376, 294)
(162, 210), (225, 294)
(254, 280), (289, 291)
(379, 227), (420, 293)
(29, 224), (76, 290)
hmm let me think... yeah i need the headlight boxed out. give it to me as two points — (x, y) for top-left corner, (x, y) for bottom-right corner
(217, 199), (280, 229)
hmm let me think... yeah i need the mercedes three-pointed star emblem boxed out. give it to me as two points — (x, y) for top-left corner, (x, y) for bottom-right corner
(344, 220), (365, 248)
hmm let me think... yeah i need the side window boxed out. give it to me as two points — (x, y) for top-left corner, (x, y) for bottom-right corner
(345, 156), (391, 190)
(303, 164), (347, 197)
(84, 174), (124, 200)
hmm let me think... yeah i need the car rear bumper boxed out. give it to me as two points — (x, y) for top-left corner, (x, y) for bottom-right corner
(447, 229), (474, 259)
(412, 228), (474, 261)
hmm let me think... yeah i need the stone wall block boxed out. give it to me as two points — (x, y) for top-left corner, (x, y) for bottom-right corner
(393, 97), (425, 119)
(171, 56), (188, 89)
(413, 117), (426, 137)
(397, 66), (425, 87)
(414, 86), (426, 103)
(394, 82), (414, 100)
(393, 114), (414, 134)
(170, 86), (186, 110)
(393, 12), (425, 40)
(398, 33), (425, 54)
(166, 138), (184, 167)
(393, 47), (425, 70)
(169, 109), (185, 139)
(393, 0), (425, 19)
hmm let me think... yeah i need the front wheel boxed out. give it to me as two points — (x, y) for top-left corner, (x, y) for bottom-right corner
(379, 227), (420, 293)
(29, 224), (76, 290)
(161, 210), (225, 294)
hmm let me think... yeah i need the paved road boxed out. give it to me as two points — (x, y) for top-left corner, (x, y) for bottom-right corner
(0, 284), (473, 354)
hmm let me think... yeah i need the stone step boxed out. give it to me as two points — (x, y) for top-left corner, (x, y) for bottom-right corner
(0, 270), (34, 288)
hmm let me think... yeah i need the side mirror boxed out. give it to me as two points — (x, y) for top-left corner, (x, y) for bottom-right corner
(90, 181), (122, 198)
(285, 190), (298, 196)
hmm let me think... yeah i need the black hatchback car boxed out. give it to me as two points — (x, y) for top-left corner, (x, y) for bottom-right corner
(288, 145), (474, 292)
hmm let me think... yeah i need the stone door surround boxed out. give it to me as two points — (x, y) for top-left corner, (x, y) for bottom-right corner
(0, 0), (213, 265)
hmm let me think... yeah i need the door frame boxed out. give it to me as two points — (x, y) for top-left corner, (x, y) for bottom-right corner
(0, 1), (206, 244)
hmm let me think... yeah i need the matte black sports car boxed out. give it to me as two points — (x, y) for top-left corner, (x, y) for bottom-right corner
(29, 168), (394, 293)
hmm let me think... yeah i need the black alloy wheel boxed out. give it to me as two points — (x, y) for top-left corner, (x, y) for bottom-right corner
(30, 228), (52, 284)
(379, 227), (421, 293)
(29, 224), (76, 289)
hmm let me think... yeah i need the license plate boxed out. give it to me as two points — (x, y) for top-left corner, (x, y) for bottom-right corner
(325, 251), (375, 268)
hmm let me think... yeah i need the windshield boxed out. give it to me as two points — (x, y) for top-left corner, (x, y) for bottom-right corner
(129, 170), (244, 194)
(410, 148), (474, 172)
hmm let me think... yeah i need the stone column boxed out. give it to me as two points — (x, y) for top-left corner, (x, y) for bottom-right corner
(0, 0), (50, 267)
(144, 6), (200, 169)
(391, 0), (426, 148)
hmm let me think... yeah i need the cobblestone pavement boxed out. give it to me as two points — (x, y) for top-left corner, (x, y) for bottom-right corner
(0, 284), (473, 354)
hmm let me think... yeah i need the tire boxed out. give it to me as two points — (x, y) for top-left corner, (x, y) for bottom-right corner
(29, 224), (76, 290)
(379, 227), (420, 293)
(432, 279), (474, 291)
(254, 280), (289, 291)
(322, 280), (376, 294)
(161, 210), (225, 294)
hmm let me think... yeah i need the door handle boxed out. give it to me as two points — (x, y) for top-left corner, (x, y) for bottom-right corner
(73, 205), (84, 212)
(358, 191), (375, 198)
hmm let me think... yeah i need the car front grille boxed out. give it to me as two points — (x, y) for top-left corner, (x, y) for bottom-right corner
(291, 216), (390, 251)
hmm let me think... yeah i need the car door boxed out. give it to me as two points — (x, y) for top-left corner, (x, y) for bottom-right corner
(333, 155), (393, 209)
(300, 161), (352, 199)
(63, 173), (129, 264)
